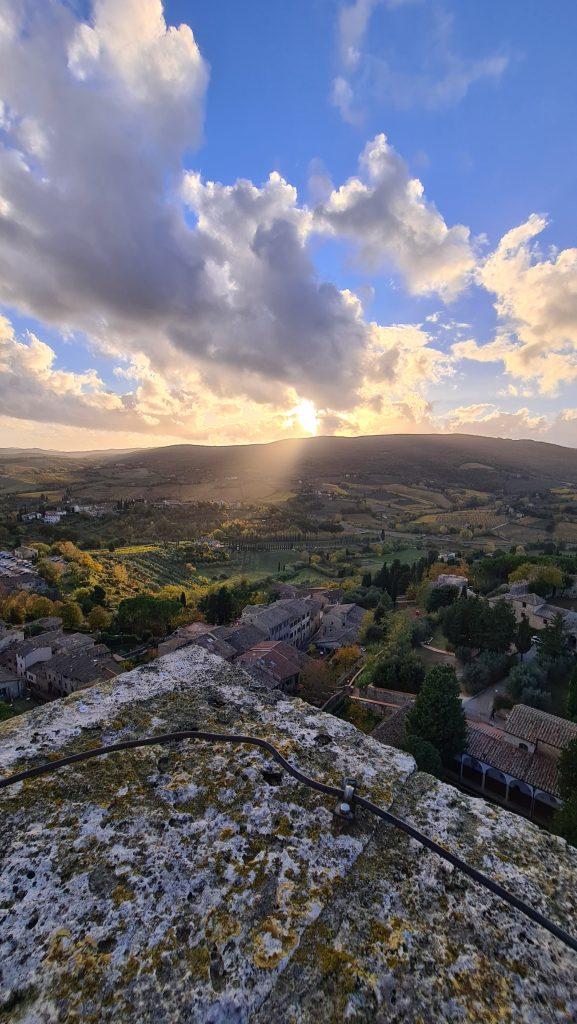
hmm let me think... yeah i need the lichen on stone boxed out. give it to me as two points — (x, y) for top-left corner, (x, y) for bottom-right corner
(0, 646), (576, 1022)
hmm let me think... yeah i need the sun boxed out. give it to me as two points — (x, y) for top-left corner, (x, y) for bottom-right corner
(294, 399), (318, 436)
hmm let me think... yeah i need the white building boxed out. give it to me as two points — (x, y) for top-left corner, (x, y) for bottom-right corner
(43, 511), (65, 524)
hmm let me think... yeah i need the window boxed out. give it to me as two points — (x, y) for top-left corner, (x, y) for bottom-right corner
(518, 742), (529, 751)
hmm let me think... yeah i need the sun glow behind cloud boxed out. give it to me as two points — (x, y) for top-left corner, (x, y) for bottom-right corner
(294, 399), (319, 436)
(0, 0), (577, 450)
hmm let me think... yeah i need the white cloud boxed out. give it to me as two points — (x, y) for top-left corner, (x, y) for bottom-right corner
(480, 214), (577, 354)
(0, 0), (477, 421)
(454, 215), (577, 395)
(315, 134), (475, 299)
(441, 402), (549, 439)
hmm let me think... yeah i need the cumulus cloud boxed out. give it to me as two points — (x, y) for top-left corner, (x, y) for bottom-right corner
(315, 134), (475, 299)
(441, 402), (549, 439)
(454, 215), (577, 395)
(0, 0), (376, 410)
(0, 0), (557, 452)
(0, 0), (479, 428)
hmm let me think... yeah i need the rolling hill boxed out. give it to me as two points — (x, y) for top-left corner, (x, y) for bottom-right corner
(1, 433), (577, 504)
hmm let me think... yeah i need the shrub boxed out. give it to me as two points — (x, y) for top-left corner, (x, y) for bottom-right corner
(493, 693), (514, 714)
(507, 660), (547, 699)
(403, 735), (442, 777)
(426, 585), (458, 613)
(461, 651), (509, 695)
(368, 652), (425, 694)
(520, 686), (552, 711)
(455, 645), (473, 665)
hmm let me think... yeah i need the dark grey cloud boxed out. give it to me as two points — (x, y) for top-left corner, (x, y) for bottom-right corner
(0, 0), (370, 409)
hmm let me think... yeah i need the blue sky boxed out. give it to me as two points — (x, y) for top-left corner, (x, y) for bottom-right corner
(1, 0), (577, 448)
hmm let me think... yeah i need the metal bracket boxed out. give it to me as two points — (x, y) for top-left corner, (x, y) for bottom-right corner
(334, 777), (358, 821)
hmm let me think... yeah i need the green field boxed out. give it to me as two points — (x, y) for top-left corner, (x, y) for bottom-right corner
(358, 546), (424, 572)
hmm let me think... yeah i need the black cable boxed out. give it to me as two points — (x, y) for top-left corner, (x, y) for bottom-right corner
(1, 729), (576, 955)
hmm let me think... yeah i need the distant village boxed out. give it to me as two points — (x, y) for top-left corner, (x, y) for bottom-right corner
(2, 531), (577, 840)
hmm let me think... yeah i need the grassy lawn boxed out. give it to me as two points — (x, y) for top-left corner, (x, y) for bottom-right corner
(358, 546), (424, 572)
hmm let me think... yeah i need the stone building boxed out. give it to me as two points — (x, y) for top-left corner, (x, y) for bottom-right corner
(458, 706), (577, 823)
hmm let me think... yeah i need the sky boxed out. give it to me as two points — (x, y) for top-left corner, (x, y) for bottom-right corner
(1, 0), (577, 451)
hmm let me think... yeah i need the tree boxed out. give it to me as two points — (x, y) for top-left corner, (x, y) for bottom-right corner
(539, 612), (568, 660)
(88, 605), (112, 632)
(330, 645), (361, 676)
(516, 614), (533, 661)
(298, 658), (333, 707)
(37, 558), (61, 586)
(558, 738), (577, 802)
(368, 652), (425, 694)
(92, 584), (107, 606)
(403, 735), (442, 777)
(519, 687), (551, 711)
(373, 592), (392, 622)
(426, 585), (457, 613)
(567, 666), (577, 721)
(406, 665), (467, 764)
(507, 660), (547, 699)
(61, 601), (83, 630)
(198, 586), (235, 625)
(115, 595), (184, 637)
(25, 595), (53, 620)
(112, 563), (128, 586)
(555, 739), (577, 847)
(478, 600), (517, 653)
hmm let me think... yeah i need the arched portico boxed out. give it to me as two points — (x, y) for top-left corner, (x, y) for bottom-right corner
(457, 753), (558, 822)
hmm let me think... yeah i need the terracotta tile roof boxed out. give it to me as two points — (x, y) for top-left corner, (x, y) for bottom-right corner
(467, 727), (560, 797)
(505, 705), (577, 751)
(237, 641), (305, 683)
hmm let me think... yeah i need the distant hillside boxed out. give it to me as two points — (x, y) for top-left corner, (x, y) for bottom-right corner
(1, 433), (577, 503)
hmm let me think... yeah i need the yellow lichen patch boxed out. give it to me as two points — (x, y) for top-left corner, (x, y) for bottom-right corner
(111, 884), (134, 906)
(41, 932), (115, 1018)
(204, 907), (242, 947)
(447, 957), (516, 1024)
(252, 917), (298, 969)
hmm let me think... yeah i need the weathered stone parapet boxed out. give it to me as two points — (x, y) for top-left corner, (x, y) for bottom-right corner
(1, 646), (576, 1022)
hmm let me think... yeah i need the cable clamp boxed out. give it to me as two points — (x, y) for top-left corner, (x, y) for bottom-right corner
(335, 777), (358, 821)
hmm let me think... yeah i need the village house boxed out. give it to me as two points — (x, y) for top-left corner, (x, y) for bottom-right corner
(495, 589), (577, 648)
(43, 510), (66, 524)
(438, 552), (457, 563)
(157, 621), (267, 660)
(0, 665), (25, 702)
(24, 616), (63, 635)
(433, 573), (469, 591)
(240, 597), (322, 648)
(30, 645), (120, 699)
(0, 629), (93, 680)
(313, 603), (365, 652)
(13, 545), (37, 561)
(458, 706), (577, 823)
(237, 640), (308, 694)
(0, 624), (24, 654)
